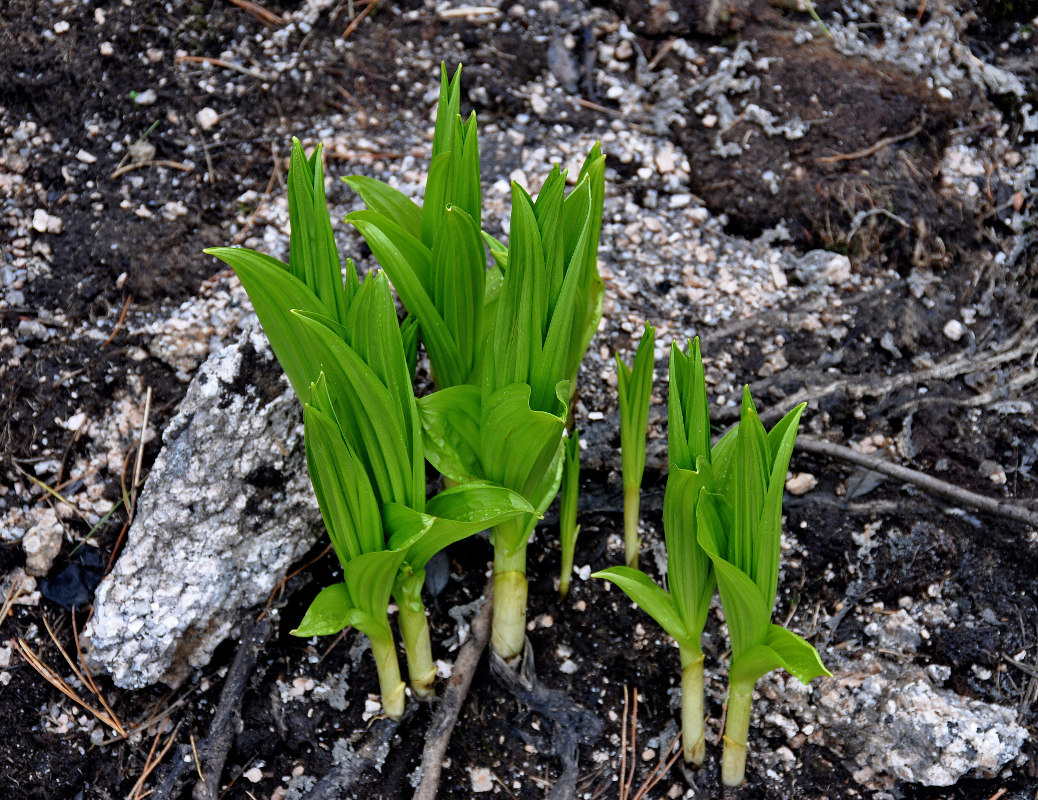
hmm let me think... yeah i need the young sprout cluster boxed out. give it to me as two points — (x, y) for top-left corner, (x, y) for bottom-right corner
(206, 62), (828, 785)
(596, 338), (829, 785)
(207, 64), (605, 712)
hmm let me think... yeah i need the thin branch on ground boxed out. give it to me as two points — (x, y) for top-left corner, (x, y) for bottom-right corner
(797, 436), (1038, 528)
(342, 0), (380, 39)
(12, 634), (125, 736)
(110, 160), (195, 179)
(226, 0), (284, 27)
(102, 295), (133, 349)
(630, 736), (681, 800)
(817, 119), (925, 164)
(174, 54), (269, 80)
(192, 618), (274, 800)
(129, 721), (182, 800)
(413, 582), (494, 800)
(300, 714), (403, 800)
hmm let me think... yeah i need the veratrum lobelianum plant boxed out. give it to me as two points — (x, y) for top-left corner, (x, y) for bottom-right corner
(205, 139), (532, 713)
(615, 322), (655, 569)
(594, 337), (723, 765)
(697, 388), (830, 786)
(420, 162), (602, 661)
(344, 63), (607, 661)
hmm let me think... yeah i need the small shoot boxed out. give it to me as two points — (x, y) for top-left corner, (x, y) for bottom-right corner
(594, 337), (718, 766)
(615, 323), (655, 568)
(419, 162), (601, 661)
(697, 388), (830, 786)
(558, 428), (581, 598)
(344, 64), (485, 389)
(207, 139), (532, 707)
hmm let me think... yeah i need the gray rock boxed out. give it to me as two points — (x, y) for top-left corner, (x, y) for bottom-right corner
(771, 652), (1028, 787)
(82, 323), (320, 689)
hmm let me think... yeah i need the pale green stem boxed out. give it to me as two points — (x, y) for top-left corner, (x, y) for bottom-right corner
(623, 482), (641, 569)
(369, 634), (406, 719)
(558, 524), (579, 599)
(492, 522), (528, 661)
(397, 596), (436, 698)
(679, 646), (705, 766)
(722, 680), (754, 786)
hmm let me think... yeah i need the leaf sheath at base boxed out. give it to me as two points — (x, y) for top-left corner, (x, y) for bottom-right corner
(623, 482), (641, 569)
(721, 682), (753, 786)
(680, 648), (705, 765)
(491, 539), (528, 661)
(371, 635), (407, 720)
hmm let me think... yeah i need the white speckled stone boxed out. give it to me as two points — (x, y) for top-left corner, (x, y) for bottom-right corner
(82, 322), (320, 688)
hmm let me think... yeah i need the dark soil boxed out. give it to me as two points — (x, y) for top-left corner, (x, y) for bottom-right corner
(2, 1), (1037, 799)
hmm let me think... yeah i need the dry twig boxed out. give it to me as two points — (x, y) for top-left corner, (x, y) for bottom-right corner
(110, 160), (195, 179)
(102, 295), (133, 348)
(797, 436), (1038, 528)
(175, 54), (268, 80)
(226, 0), (284, 26)
(817, 119), (925, 164)
(413, 584), (494, 800)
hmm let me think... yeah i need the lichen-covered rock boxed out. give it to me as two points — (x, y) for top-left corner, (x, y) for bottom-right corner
(82, 323), (320, 689)
(764, 652), (1028, 787)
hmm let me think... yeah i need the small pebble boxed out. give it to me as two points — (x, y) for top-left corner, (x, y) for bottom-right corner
(133, 88), (158, 106)
(943, 319), (966, 341)
(53, 20), (70, 34)
(243, 767), (263, 783)
(785, 472), (817, 495)
(196, 107), (220, 130)
(469, 766), (493, 792)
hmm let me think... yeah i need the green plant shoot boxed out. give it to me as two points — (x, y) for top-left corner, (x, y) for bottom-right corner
(697, 388), (830, 786)
(344, 64), (486, 389)
(207, 139), (532, 707)
(419, 166), (599, 661)
(616, 323), (655, 568)
(594, 337), (719, 765)
(558, 429), (581, 598)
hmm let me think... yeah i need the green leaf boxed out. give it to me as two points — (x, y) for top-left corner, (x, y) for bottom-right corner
(485, 185), (544, 399)
(479, 383), (566, 501)
(341, 175), (422, 240)
(697, 490), (770, 657)
(291, 583), (354, 637)
(563, 144), (606, 384)
(592, 567), (697, 653)
(482, 231), (509, 271)
(617, 323), (655, 489)
(418, 385), (484, 483)
(710, 425), (738, 500)
(559, 429), (581, 564)
(756, 403), (805, 611)
(204, 246), (326, 402)
(292, 310), (416, 508)
(348, 211), (467, 388)
(662, 465), (715, 640)
(730, 624), (830, 688)
(383, 481), (535, 569)
(287, 139), (348, 324)
(343, 549), (408, 620)
(431, 204), (484, 381)
(401, 314), (419, 381)
(304, 395), (383, 562)
(731, 387), (769, 578)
